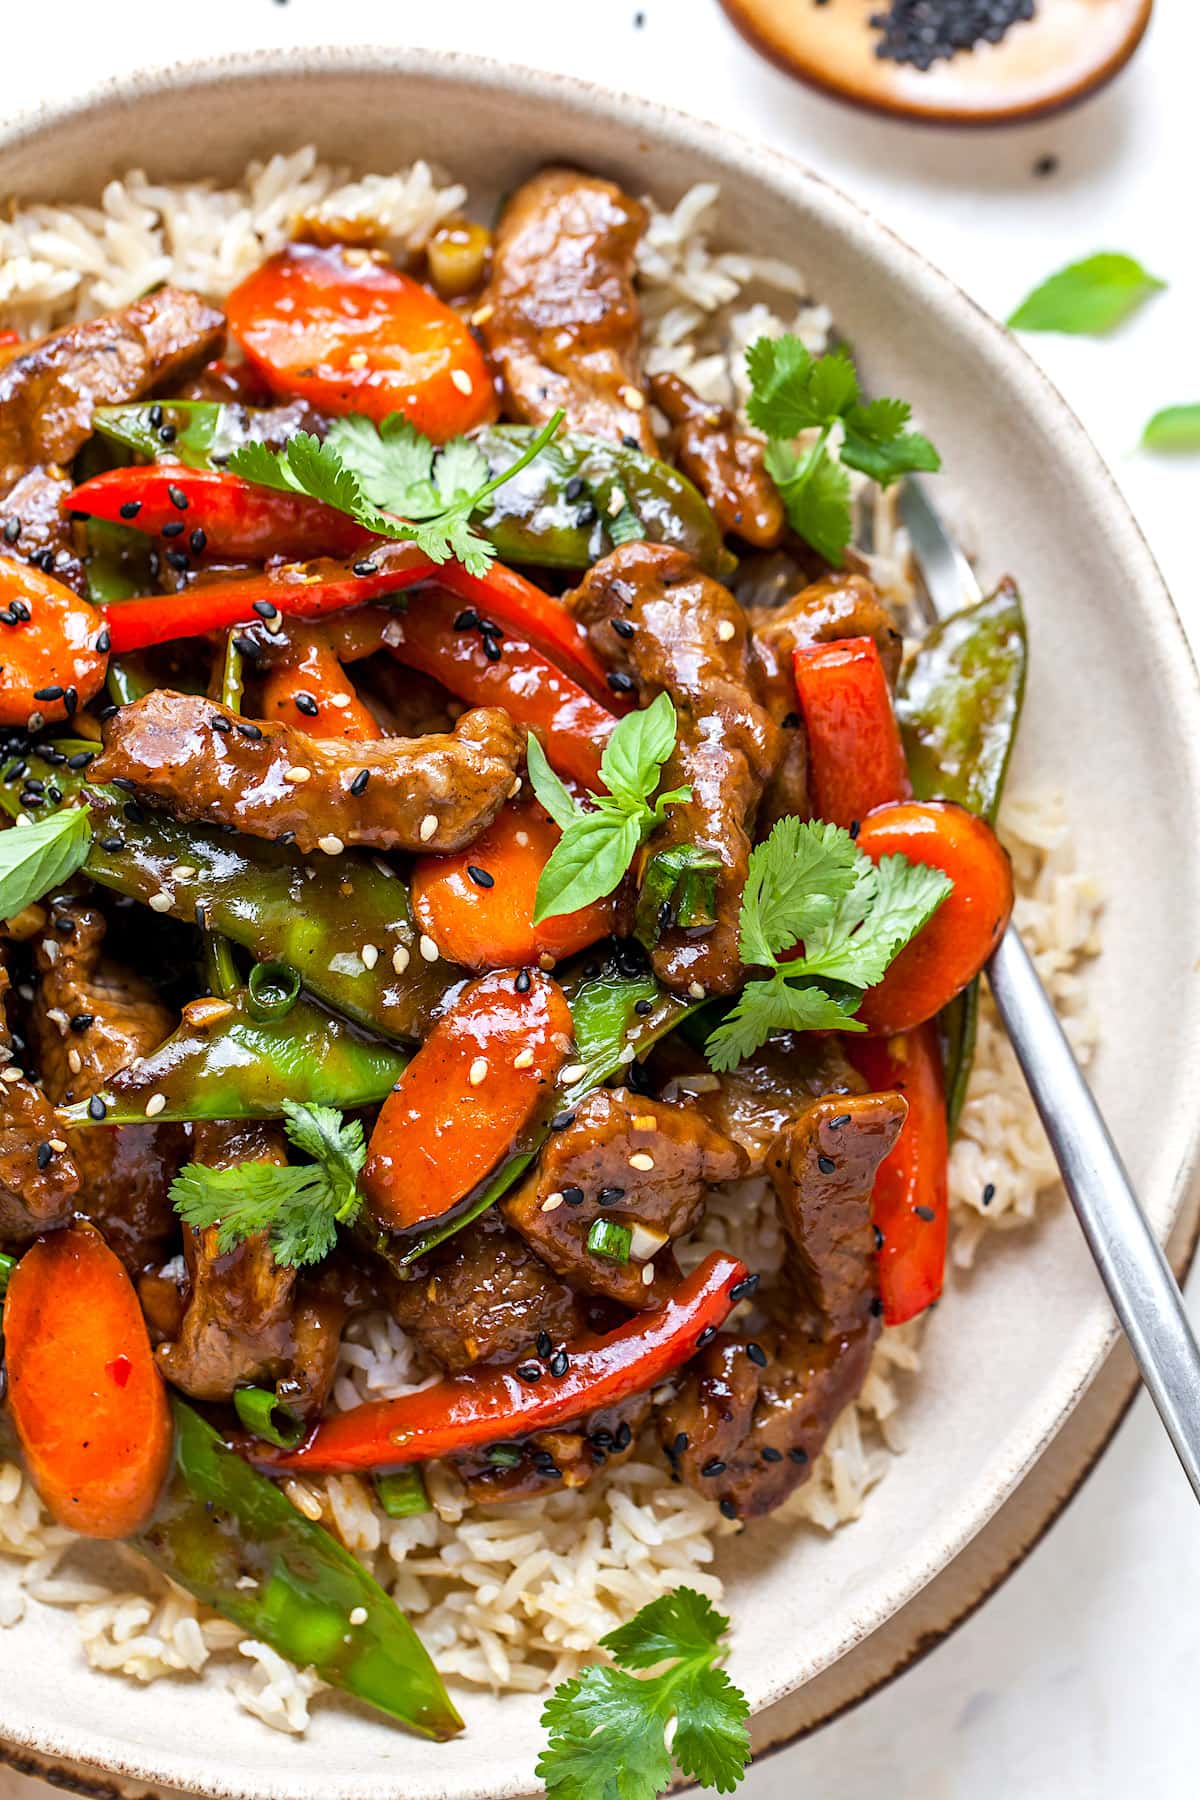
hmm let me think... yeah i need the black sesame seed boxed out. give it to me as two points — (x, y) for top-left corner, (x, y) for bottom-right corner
(252, 598), (278, 619)
(166, 549), (189, 572)
(87, 1096), (107, 1121)
(167, 484), (189, 510)
(719, 1498), (738, 1520)
(123, 800), (146, 824)
(479, 620), (504, 642)
(118, 499), (142, 520)
(2, 518), (20, 544)
(210, 714), (232, 733)
(189, 528), (207, 555)
(0, 609), (17, 626)
(9, 599), (30, 622)
(147, 403), (163, 427)
(781, 710), (801, 729)
(550, 1111), (575, 1132)
(561, 1186), (585, 1207)
(697, 1325), (717, 1348)
(18, 790), (43, 808)
(575, 501), (598, 527)
(549, 1349), (570, 1377)
(830, 1113), (851, 1129)
(349, 768), (370, 797)
(21, 777), (44, 796)
(536, 1331), (552, 1358)
(467, 864), (494, 888)
(611, 617), (635, 639)
(597, 1185), (625, 1206)
(607, 670), (636, 695)
(95, 629), (111, 654)
(515, 969), (532, 993)
(849, 820), (861, 840)
(701, 1458), (726, 1477)
(788, 1446), (809, 1465)
(614, 1421), (633, 1450)
(36, 1142), (53, 1170)
(158, 424), (177, 445)
(69, 1013), (94, 1033)
(482, 636), (502, 662)
(634, 997), (654, 1016)
(161, 518), (186, 539)
(453, 609), (480, 632)
(516, 1362), (543, 1384)
(761, 1446), (783, 1463)
(818, 1154), (836, 1174)
(873, 1225), (885, 1251)
(870, 1296), (884, 1318)
(729, 1275), (760, 1303)
(746, 1342), (768, 1367)
(277, 831), (296, 846)
(293, 691), (320, 717)
(33, 685), (64, 702)
(672, 1432), (689, 1456)
(63, 687), (78, 716)
(353, 560), (379, 578)
(2, 761), (25, 782)
(98, 836), (127, 852)
(982, 1182), (996, 1205)
(236, 720), (263, 740)
(564, 477), (585, 503)
(914, 1204), (936, 1222)
(40, 746), (65, 765)
(591, 1428), (614, 1449)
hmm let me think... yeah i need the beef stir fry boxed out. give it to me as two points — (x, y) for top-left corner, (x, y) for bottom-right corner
(0, 162), (1021, 1737)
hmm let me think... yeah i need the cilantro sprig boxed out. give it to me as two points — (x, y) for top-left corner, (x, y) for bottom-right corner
(170, 1099), (365, 1268)
(705, 817), (952, 1071)
(537, 1586), (751, 1800)
(227, 409), (564, 579)
(0, 805), (91, 922)
(745, 336), (939, 565)
(527, 692), (690, 921)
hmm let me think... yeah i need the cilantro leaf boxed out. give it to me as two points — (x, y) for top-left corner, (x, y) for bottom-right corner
(0, 805), (91, 920)
(169, 1100), (365, 1268)
(1142, 404), (1200, 453)
(434, 435), (490, 504)
(324, 413), (440, 515)
(704, 818), (953, 1071)
(528, 699), (688, 923)
(1006, 252), (1165, 335)
(538, 1586), (751, 1800)
(841, 397), (941, 488)
(744, 334), (823, 437)
(764, 439), (852, 568)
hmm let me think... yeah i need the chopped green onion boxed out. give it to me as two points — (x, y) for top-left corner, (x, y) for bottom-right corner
(372, 1468), (431, 1518)
(0, 1252), (14, 1299)
(220, 630), (245, 714)
(233, 1385), (305, 1450)
(485, 1443), (524, 1468)
(587, 1219), (632, 1263)
(203, 933), (241, 1002)
(246, 959), (302, 1022)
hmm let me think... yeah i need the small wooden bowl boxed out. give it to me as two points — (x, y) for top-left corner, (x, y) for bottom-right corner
(718, 0), (1153, 125)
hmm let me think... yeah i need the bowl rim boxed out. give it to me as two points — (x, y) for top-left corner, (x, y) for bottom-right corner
(1, 42), (1198, 1800)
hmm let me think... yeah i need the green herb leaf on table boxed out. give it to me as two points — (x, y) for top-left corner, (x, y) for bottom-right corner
(1006, 253), (1165, 335)
(0, 805), (91, 922)
(527, 694), (691, 922)
(705, 817), (952, 1072)
(1141, 404), (1200, 453)
(538, 1586), (751, 1800)
(746, 336), (939, 566)
(170, 1098), (366, 1268)
(228, 409), (565, 579)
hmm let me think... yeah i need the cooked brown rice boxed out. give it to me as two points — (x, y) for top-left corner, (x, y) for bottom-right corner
(0, 152), (1101, 1737)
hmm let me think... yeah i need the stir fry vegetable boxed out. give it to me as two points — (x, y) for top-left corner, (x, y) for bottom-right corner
(136, 1400), (461, 1739)
(68, 464), (370, 560)
(252, 1251), (748, 1473)
(791, 636), (912, 826)
(0, 558), (109, 727)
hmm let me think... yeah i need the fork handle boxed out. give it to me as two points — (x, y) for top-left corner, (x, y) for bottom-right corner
(986, 922), (1200, 1500)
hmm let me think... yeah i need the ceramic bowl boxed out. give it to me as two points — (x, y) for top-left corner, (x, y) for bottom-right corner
(0, 47), (1197, 1800)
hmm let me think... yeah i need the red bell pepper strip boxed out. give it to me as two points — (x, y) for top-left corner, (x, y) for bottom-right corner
(854, 800), (1014, 1036)
(66, 465), (372, 562)
(411, 798), (614, 972)
(362, 968), (573, 1233)
(792, 636), (912, 828)
(848, 1024), (949, 1326)
(384, 590), (615, 789)
(258, 625), (379, 740)
(254, 1251), (749, 1474)
(226, 243), (497, 441)
(100, 540), (610, 700)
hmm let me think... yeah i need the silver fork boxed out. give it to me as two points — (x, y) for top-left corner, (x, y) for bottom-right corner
(896, 478), (1200, 1502)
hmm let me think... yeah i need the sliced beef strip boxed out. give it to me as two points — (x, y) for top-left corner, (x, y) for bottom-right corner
(29, 897), (183, 1273)
(649, 373), (784, 549)
(0, 467), (87, 595)
(655, 1032), (867, 1174)
(157, 1120), (296, 1402)
(502, 1086), (747, 1310)
(0, 288), (226, 489)
(450, 1393), (651, 1504)
(478, 168), (657, 454)
(570, 542), (780, 994)
(389, 1210), (596, 1376)
(658, 1091), (906, 1519)
(92, 689), (524, 856)
(0, 946), (79, 1244)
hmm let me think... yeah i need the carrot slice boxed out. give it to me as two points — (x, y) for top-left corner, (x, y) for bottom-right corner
(3, 1223), (172, 1537)
(792, 636), (911, 827)
(412, 799), (614, 972)
(854, 800), (1014, 1035)
(0, 558), (108, 727)
(226, 244), (497, 441)
(363, 968), (573, 1232)
(258, 627), (379, 740)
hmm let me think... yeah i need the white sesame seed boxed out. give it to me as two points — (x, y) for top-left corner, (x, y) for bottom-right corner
(688, 981), (706, 1000)
(538, 952), (556, 971)
(317, 835), (345, 856)
(171, 864), (197, 880)
(470, 302), (495, 326)
(509, 777), (523, 799)
(642, 1262), (655, 1286)
(620, 385), (646, 412)
(67, 1049), (82, 1076)
(468, 1057), (489, 1086)
(419, 813), (438, 842)
(360, 944), (379, 970)
(629, 1151), (655, 1172)
(559, 1063), (587, 1085)
(716, 619), (736, 642)
(148, 892), (172, 913)
(328, 692), (352, 708)
(284, 766), (312, 784)
(513, 830), (530, 848)
(419, 934), (439, 962)
(265, 612), (283, 633)
(144, 1093), (167, 1118)
(607, 487), (627, 518)
(541, 1192), (565, 1213)
(513, 1048), (535, 1070)
(349, 1606), (368, 1625)
(48, 1139), (68, 1154)
(392, 944), (411, 974)
(347, 349), (369, 370)
(450, 368), (473, 395)
(0, 1066), (22, 1084)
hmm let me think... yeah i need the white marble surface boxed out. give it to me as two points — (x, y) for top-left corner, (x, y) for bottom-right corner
(1, 1), (1198, 1794)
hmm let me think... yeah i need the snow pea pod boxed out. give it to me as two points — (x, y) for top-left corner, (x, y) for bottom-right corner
(898, 579), (1027, 1131)
(56, 989), (406, 1126)
(0, 749), (459, 1044)
(134, 1399), (461, 1740)
(92, 400), (259, 471)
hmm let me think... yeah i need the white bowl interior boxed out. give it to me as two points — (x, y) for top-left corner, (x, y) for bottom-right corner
(0, 50), (1198, 1800)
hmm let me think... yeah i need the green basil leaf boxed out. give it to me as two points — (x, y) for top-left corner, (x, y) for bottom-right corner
(533, 809), (641, 923)
(0, 806), (91, 920)
(1142, 404), (1200, 453)
(598, 692), (677, 805)
(526, 734), (581, 832)
(1006, 253), (1165, 335)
